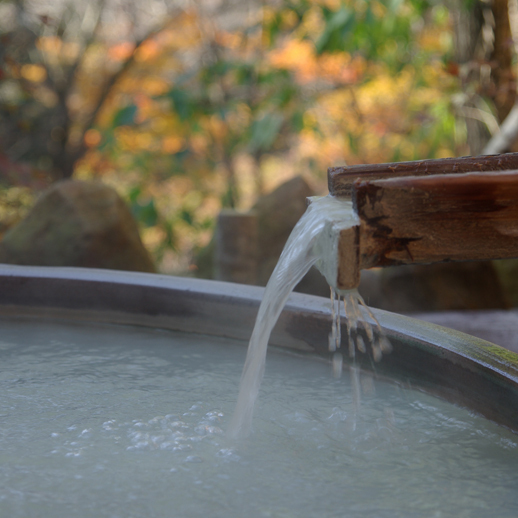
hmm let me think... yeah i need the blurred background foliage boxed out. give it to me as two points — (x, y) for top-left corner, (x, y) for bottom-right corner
(0, 0), (514, 273)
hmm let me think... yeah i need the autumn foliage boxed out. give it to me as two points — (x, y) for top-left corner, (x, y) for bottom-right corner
(0, 0), (468, 272)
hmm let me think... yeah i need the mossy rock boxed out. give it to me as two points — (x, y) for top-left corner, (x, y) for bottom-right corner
(0, 180), (155, 273)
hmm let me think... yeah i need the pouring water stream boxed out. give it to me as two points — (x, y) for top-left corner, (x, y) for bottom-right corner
(227, 195), (389, 439)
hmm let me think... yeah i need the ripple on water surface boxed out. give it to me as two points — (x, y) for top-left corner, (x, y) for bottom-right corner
(0, 317), (517, 518)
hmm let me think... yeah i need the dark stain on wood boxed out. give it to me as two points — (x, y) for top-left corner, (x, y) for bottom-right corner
(351, 170), (518, 269)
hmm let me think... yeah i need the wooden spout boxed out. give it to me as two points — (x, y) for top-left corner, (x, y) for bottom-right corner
(330, 153), (518, 291)
(353, 170), (518, 269)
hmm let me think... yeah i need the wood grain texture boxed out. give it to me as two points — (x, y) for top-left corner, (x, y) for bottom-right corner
(329, 153), (518, 197)
(336, 226), (360, 290)
(353, 170), (518, 270)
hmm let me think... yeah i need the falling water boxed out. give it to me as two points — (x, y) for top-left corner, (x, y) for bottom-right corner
(227, 195), (389, 439)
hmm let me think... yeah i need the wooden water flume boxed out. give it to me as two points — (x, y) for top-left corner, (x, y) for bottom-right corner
(229, 152), (518, 439)
(327, 153), (518, 290)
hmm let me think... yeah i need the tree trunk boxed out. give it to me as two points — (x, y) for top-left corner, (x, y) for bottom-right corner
(450, 0), (489, 154)
(490, 0), (516, 123)
(252, 152), (264, 198)
(222, 157), (239, 209)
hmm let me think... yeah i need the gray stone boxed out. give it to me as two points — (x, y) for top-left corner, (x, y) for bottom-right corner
(252, 176), (315, 286)
(195, 175), (330, 297)
(493, 259), (518, 306)
(358, 262), (509, 313)
(0, 180), (155, 272)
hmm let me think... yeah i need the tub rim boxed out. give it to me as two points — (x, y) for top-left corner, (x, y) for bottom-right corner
(1, 263), (517, 432)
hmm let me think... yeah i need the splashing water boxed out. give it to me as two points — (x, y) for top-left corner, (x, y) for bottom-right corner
(227, 195), (390, 439)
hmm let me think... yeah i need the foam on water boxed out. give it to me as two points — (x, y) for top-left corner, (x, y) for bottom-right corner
(1, 318), (518, 517)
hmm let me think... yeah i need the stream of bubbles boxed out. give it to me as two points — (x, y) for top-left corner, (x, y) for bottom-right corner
(227, 195), (390, 439)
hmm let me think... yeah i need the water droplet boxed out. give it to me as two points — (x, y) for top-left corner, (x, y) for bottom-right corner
(332, 352), (343, 378)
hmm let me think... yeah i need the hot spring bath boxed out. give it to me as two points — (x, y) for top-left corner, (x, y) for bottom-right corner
(1, 266), (518, 517)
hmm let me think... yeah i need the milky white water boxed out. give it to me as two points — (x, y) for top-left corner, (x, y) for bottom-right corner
(1, 317), (518, 518)
(228, 196), (388, 438)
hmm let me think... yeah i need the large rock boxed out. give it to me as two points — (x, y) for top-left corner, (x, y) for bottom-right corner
(0, 180), (155, 272)
(358, 262), (510, 313)
(493, 259), (518, 307)
(253, 176), (316, 286)
(195, 176), (330, 296)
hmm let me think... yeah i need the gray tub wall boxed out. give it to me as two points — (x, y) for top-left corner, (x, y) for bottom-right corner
(1, 264), (518, 432)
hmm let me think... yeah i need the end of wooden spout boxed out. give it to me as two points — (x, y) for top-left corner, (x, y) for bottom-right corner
(313, 218), (361, 292)
(329, 154), (518, 284)
(335, 226), (361, 291)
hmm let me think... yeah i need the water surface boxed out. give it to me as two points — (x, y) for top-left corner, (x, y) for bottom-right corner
(0, 317), (517, 518)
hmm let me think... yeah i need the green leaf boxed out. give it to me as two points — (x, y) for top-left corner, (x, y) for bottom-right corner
(315, 7), (355, 54)
(180, 208), (194, 226)
(128, 186), (142, 204)
(364, 5), (376, 26)
(263, 12), (283, 46)
(131, 198), (159, 227)
(112, 105), (137, 127)
(98, 131), (115, 152)
(168, 88), (192, 120)
(249, 112), (284, 152)
(347, 132), (359, 154)
(291, 111), (304, 133)
(235, 63), (254, 85)
(388, 0), (403, 14)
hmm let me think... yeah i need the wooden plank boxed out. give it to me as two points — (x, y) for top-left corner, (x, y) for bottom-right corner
(352, 170), (518, 271)
(328, 153), (518, 198)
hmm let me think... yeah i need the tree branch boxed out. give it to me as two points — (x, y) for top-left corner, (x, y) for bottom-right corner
(482, 102), (518, 154)
(64, 0), (106, 92)
(62, 13), (181, 177)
